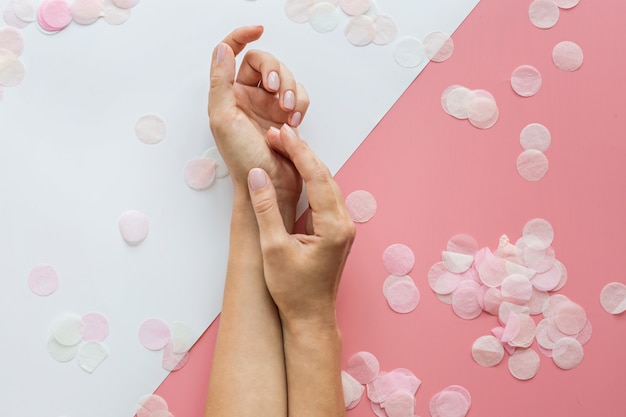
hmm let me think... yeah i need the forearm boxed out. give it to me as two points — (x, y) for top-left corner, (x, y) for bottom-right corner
(206, 189), (287, 417)
(282, 318), (346, 417)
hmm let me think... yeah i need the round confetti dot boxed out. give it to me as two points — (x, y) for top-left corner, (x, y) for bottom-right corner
(162, 341), (190, 371)
(383, 275), (414, 298)
(447, 233), (479, 256)
(520, 123), (551, 152)
(441, 251), (473, 273)
(28, 263), (59, 296)
(383, 390), (415, 417)
(3, 1), (30, 29)
(516, 149), (548, 181)
(0, 49), (25, 87)
(339, 0), (370, 16)
(118, 210), (149, 245)
(78, 342), (109, 373)
(523, 218), (554, 251)
(138, 318), (171, 351)
(112, 0), (139, 8)
(345, 190), (377, 223)
(309, 2), (340, 33)
(430, 390), (470, 417)
(347, 351), (379, 384)
(135, 113), (166, 144)
(382, 243), (415, 276)
(501, 274), (533, 304)
(0, 26), (24, 56)
(599, 282), (626, 314)
(528, 0), (559, 29)
(284, 0), (314, 23)
(47, 336), (79, 362)
(467, 95), (499, 129)
(393, 36), (426, 68)
(554, 301), (587, 335)
(372, 15), (397, 45)
(171, 321), (195, 354)
(445, 86), (474, 120)
(472, 335), (504, 367)
(342, 370), (364, 409)
(508, 348), (540, 380)
(52, 314), (83, 346)
(344, 15), (376, 46)
(102, 0), (131, 25)
(184, 157), (216, 191)
(38, 0), (72, 31)
(552, 40), (583, 72)
(552, 337), (583, 370)
(202, 146), (229, 178)
(138, 394), (169, 415)
(511, 65), (542, 97)
(70, 0), (103, 25)
(553, 0), (579, 9)
(452, 285), (482, 320)
(423, 31), (454, 63)
(81, 312), (110, 342)
(428, 262), (461, 295)
(385, 279), (420, 313)
(13, 0), (36, 23)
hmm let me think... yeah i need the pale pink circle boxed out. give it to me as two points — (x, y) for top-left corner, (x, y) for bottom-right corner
(508, 348), (540, 380)
(528, 0), (559, 29)
(345, 190), (377, 223)
(393, 36), (426, 68)
(372, 15), (397, 45)
(553, 0), (579, 9)
(118, 210), (149, 245)
(520, 123), (551, 152)
(135, 114), (166, 144)
(472, 335), (504, 367)
(501, 274), (533, 303)
(385, 279), (420, 313)
(447, 233), (479, 255)
(339, 0), (371, 16)
(346, 351), (379, 384)
(70, 0), (103, 25)
(284, 0), (315, 24)
(138, 318), (171, 350)
(452, 285), (482, 320)
(517, 149), (549, 181)
(511, 65), (542, 97)
(4, 1), (30, 28)
(554, 301), (587, 335)
(523, 218), (554, 250)
(382, 243), (415, 276)
(423, 31), (454, 63)
(552, 337), (584, 370)
(112, 0), (139, 9)
(431, 390), (470, 417)
(39, 0), (72, 30)
(0, 26), (24, 55)
(344, 15), (376, 46)
(552, 41), (583, 72)
(427, 262), (461, 295)
(184, 157), (216, 190)
(383, 275), (414, 298)
(467, 96), (499, 129)
(81, 312), (110, 342)
(599, 282), (626, 314)
(0, 49), (25, 87)
(28, 263), (59, 296)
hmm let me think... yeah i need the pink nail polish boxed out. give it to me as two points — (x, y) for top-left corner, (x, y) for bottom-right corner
(217, 43), (226, 64)
(283, 124), (297, 140)
(283, 90), (295, 110)
(249, 168), (267, 191)
(268, 71), (280, 91)
(289, 112), (302, 127)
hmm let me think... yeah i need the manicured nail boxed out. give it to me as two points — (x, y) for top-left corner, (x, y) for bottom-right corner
(289, 111), (302, 127)
(267, 71), (280, 91)
(269, 126), (280, 135)
(283, 90), (295, 110)
(217, 43), (226, 64)
(249, 168), (267, 191)
(282, 124), (297, 140)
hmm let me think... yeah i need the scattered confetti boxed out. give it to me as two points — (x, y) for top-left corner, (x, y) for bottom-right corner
(136, 394), (173, 417)
(171, 322), (196, 354)
(202, 146), (229, 178)
(3, 1), (30, 29)
(599, 282), (626, 314)
(47, 336), (79, 362)
(339, 0), (370, 16)
(52, 313), (83, 346)
(0, 26), (24, 55)
(528, 0), (559, 29)
(384, 276), (420, 313)
(346, 351), (380, 384)
(78, 342), (109, 373)
(118, 210), (149, 245)
(553, 0), (579, 9)
(13, 0), (36, 23)
(284, 0), (314, 24)
(0, 48), (25, 87)
(429, 385), (471, 417)
(341, 370), (364, 409)
(138, 318), (171, 351)
(135, 114), (166, 144)
(382, 243), (415, 276)
(345, 190), (377, 223)
(423, 31), (454, 63)
(112, 0), (139, 8)
(508, 348), (540, 380)
(511, 65), (542, 97)
(183, 157), (217, 191)
(70, 0), (103, 25)
(516, 149), (549, 181)
(372, 15), (397, 45)
(520, 123), (551, 152)
(309, 2), (340, 33)
(552, 40), (583, 72)
(441, 85), (499, 129)
(551, 337), (583, 370)
(392, 36), (425, 68)
(471, 335), (504, 367)
(38, 0), (73, 32)
(28, 263), (59, 296)
(81, 312), (110, 342)
(161, 341), (190, 372)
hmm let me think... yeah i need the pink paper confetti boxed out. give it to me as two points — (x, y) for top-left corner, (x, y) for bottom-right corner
(345, 190), (377, 223)
(393, 36), (426, 68)
(3, 1), (30, 28)
(0, 49), (25, 87)
(520, 123), (551, 152)
(38, 0), (72, 31)
(471, 335), (504, 367)
(552, 40), (583, 72)
(347, 351), (380, 384)
(81, 312), (110, 342)
(70, 0), (103, 25)
(552, 337), (584, 370)
(528, 0), (559, 29)
(385, 279), (420, 314)
(382, 243), (415, 276)
(162, 341), (190, 372)
(341, 370), (364, 409)
(118, 210), (149, 245)
(184, 157), (217, 191)
(135, 114), (166, 144)
(553, 0), (579, 9)
(28, 263), (59, 296)
(599, 282), (626, 314)
(372, 15), (397, 45)
(423, 31), (454, 63)
(508, 348), (540, 380)
(429, 386), (471, 417)
(339, 0), (371, 16)
(345, 15), (376, 46)
(284, 0), (314, 23)
(138, 318), (171, 351)
(112, 0), (139, 9)
(516, 149), (549, 181)
(0, 26), (24, 56)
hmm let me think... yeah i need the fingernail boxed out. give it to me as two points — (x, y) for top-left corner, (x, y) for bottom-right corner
(269, 126), (280, 135)
(267, 71), (280, 91)
(217, 43), (226, 64)
(282, 124), (297, 140)
(283, 90), (295, 110)
(249, 168), (267, 191)
(289, 111), (302, 127)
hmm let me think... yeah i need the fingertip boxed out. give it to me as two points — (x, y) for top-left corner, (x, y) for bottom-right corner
(288, 111), (302, 128)
(248, 167), (268, 192)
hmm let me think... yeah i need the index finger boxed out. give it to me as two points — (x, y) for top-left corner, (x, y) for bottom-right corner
(220, 25), (264, 57)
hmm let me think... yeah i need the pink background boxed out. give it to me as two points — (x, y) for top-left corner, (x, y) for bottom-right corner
(156, 0), (626, 416)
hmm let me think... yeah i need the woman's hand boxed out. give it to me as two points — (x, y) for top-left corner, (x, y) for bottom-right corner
(209, 26), (309, 226)
(247, 124), (356, 327)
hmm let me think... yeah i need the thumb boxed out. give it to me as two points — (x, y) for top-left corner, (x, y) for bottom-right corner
(248, 168), (288, 248)
(209, 43), (237, 117)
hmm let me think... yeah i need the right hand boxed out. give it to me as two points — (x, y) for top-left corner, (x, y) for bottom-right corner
(247, 125), (356, 326)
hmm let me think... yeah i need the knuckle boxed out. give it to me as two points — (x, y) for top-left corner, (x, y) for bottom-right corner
(252, 193), (276, 217)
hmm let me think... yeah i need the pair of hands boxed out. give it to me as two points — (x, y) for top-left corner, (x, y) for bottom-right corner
(208, 26), (355, 325)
